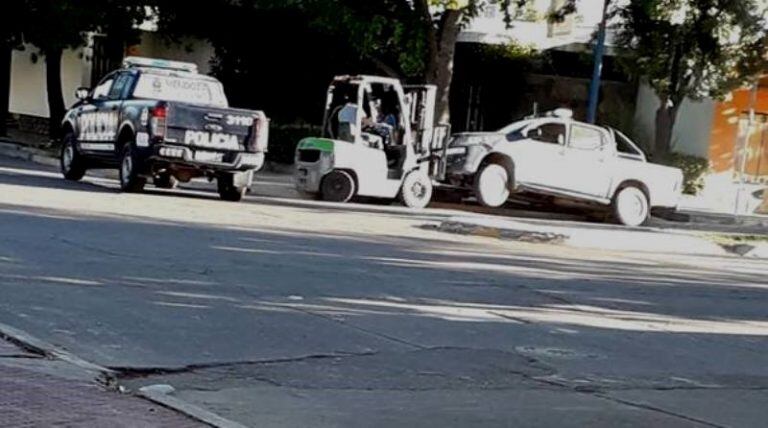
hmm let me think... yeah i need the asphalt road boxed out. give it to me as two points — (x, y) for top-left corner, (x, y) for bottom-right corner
(1, 155), (767, 427)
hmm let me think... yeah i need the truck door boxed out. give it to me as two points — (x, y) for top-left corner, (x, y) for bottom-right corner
(562, 124), (613, 198)
(102, 72), (133, 149)
(76, 72), (126, 153)
(516, 120), (568, 189)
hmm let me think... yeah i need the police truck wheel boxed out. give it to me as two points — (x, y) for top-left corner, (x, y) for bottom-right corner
(217, 174), (247, 202)
(612, 185), (650, 227)
(399, 171), (433, 209)
(60, 132), (86, 181)
(474, 163), (510, 208)
(119, 145), (146, 193)
(153, 173), (178, 189)
(321, 170), (356, 203)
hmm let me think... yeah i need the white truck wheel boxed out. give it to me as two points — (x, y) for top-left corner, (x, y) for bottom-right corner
(321, 170), (356, 203)
(475, 163), (510, 208)
(400, 171), (433, 209)
(613, 186), (650, 227)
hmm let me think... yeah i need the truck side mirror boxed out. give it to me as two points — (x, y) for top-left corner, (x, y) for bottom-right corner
(75, 87), (90, 101)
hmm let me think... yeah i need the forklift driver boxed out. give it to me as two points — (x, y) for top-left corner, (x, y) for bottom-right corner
(335, 86), (360, 143)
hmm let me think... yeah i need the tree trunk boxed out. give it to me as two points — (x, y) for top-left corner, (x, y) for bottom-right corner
(0, 43), (11, 138)
(654, 101), (679, 158)
(427, 10), (462, 125)
(45, 48), (65, 142)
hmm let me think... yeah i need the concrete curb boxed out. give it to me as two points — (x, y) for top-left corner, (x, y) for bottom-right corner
(0, 140), (59, 168)
(680, 210), (768, 230)
(437, 216), (732, 257)
(733, 243), (768, 258)
(139, 385), (249, 428)
(0, 322), (112, 377)
(0, 322), (245, 428)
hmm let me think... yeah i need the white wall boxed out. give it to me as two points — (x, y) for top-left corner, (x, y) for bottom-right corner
(131, 33), (215, 75)
(459, 0), (604, 49)
(9, 46), (88, 118)
(8, 33), (214, 120)
(633, 82), (715, 157)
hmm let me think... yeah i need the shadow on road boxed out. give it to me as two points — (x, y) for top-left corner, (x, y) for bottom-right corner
(1, 199), (766, 426)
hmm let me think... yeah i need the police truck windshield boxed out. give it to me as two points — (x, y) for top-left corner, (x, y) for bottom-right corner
(132, 73), (229, 108)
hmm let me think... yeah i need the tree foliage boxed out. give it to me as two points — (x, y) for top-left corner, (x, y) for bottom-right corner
(614, 0), (768, 155)
(290, 0), (575, 122)
(18, 0), (150, 138)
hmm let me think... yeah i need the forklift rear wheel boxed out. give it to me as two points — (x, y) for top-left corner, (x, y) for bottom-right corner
(321, 170), (356, 203)
(400, 171), (433, 209)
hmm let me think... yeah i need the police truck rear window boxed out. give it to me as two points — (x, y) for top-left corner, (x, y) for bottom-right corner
(133, 73), (228, 108)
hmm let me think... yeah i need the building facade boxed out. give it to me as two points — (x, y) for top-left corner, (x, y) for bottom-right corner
(7, 32), (214, 132)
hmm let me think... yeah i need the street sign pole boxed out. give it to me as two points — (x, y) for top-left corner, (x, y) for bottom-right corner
(587, 0), (611, 124)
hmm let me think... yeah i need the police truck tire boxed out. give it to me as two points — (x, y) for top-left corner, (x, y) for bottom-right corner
(321, 170), (356, 203)
(474, 163), (510, 208)
(60, 131), (87, 181)
(612, 185), (650, 227)
(153, 173), (179, 189)
(217, 174), (248, 202)
(119, 144), (146, 193)
(399, 171), (433, 209)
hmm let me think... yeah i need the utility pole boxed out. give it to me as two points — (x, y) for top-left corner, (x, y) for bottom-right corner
(587, 0), (611, 124)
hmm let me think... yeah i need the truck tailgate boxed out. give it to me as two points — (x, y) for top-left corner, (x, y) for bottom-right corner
(165, 104), (265, 153)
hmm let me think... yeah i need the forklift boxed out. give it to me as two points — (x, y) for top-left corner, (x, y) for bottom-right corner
(294, 75), (450, 208)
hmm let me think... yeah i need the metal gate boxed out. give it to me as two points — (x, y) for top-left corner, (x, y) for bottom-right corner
(737, 113), (768, 184)
(90, 35), (124, 85)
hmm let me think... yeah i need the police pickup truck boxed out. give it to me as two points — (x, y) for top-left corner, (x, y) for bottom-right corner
(60, 57), (269, 201)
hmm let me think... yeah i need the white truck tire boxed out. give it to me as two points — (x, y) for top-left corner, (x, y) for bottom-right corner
(613, 186), (650, 227)
(475, 163), (510, 208)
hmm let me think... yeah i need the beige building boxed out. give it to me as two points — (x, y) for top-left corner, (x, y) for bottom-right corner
(8, 31), (214, 130)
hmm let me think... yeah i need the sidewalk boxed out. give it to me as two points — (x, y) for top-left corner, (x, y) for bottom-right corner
(437, 215), (768, 258)
(0, 338), (204, 427)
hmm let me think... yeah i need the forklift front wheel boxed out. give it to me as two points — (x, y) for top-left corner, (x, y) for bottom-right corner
(400, 171), (433, 209)
(321, 170), (356, 203)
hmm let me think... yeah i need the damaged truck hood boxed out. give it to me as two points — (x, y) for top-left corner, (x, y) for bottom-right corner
(449, 132), (505, 150)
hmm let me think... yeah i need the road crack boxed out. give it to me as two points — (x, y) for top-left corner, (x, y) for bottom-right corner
(112, 350), (379, 379)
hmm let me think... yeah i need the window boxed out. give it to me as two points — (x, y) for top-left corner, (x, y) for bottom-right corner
(614, 129), (645, 159)
(108, 74), (133, 100)
(92, 76), (115, 100)
(133, 73), (228, 107)
(526, 122), (566, 145)
(570, 125), (604, 150)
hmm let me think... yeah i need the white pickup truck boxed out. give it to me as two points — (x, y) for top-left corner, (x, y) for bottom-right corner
(443, 110), (683, 226)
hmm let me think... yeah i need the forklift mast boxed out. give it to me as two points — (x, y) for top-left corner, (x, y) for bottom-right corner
(404, 84), (450, 181)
